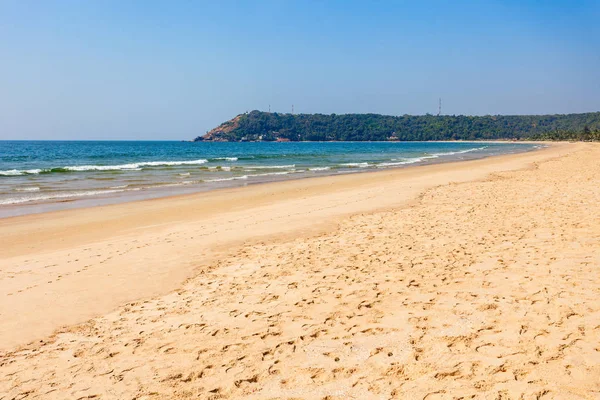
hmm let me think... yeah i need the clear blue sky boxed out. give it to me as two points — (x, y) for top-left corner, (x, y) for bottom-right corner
(1, 0), (599, 140)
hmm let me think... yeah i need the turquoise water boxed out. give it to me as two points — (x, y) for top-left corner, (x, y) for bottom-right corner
(0, 141), (539, 215)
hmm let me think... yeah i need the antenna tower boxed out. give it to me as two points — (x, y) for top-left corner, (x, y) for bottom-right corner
(437, 98), (442, 116)
(269, 104), (271, 113)
(292, 104), (294, 114)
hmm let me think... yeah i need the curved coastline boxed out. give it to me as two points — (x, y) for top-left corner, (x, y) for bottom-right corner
(0, 141), (574, 351)
(0, 141), (542, 217)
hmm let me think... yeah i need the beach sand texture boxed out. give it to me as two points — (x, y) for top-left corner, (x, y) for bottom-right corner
(1, 143), (599, 399)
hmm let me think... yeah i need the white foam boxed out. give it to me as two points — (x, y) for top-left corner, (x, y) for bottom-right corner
(204, 170), (298, 183)
(204, 175), (249, 183)
(377, 159), (422, 167)
(1, 159), (210, 176)
(14, 187), (41, 192)
(213, 157), (238, 161)
(309, 167), (331, 171)
(137, 159), (208, 167)
(246, 164), (295, 169)
(376, 146), (490, 168)
(247, 171), (296, 178)
(340, 162), (370, 168)
(0, 169), (43, 176)
(65, 164), (138, 171)
(145, 181), (199, 188)
(430, 146), (488, 157)
(0, 189), (129, 205)
(64, 159), (208, 171)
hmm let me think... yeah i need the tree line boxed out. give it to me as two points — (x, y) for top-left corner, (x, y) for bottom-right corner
(195, 110), (600, 142)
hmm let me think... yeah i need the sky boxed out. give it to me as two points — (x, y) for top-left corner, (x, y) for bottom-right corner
(0, 0), (599, 140)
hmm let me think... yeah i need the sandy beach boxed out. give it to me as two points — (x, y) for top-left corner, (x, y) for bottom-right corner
(1, 142), (599, 399)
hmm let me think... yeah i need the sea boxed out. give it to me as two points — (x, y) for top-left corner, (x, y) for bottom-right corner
(0, 141), (540, 217)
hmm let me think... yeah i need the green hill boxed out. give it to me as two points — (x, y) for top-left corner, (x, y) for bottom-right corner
(195, 110), (600, 142)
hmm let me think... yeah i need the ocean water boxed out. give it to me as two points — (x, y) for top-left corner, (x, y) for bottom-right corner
(0, 141), (539, 216)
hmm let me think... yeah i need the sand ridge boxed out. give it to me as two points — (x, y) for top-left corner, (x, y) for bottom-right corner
(2, 143), (600, 399)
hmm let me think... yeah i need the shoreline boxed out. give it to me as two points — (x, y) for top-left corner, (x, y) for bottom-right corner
(0, 142), (576, 353)
(0, 141), (542, 219)
(3, 141), (600, 398)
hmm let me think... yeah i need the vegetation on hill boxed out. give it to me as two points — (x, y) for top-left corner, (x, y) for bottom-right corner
(195, 111), (600, 142)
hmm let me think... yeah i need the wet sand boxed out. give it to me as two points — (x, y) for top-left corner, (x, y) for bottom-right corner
(2, 142), (599, 399)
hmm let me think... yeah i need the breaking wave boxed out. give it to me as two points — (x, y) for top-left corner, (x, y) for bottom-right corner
(0, 159), (209, 175)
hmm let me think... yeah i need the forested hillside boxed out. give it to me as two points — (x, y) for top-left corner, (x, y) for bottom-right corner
(195, 111), (600, 142)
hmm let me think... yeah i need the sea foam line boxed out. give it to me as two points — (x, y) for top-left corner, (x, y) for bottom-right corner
(0, 169), (43, 176)
(377, 159), (424, 167)
(204, 175), (249, 183)
(64, 159), (209, 171)
(246, 171), (298, 178)
(430, 146), (489, 157)
(245, 164), (296, 170)
(204, 170), (300, 183)
(340, 162), (370, 168)
(0, 159), (209, 175)
(212, 157), (239, 161)
(376, 146), (490, 168)
(0, 188), (140, 205)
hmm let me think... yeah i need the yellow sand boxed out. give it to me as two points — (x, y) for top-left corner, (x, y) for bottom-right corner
(1, 142), (599, 399)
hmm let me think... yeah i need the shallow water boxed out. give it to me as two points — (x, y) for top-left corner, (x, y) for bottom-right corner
(0, 141), (539, 217)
